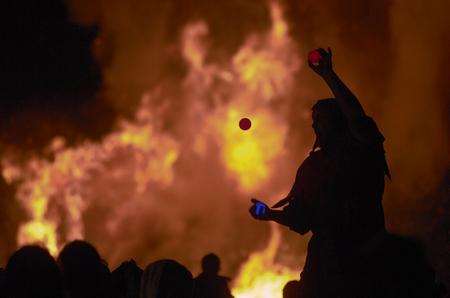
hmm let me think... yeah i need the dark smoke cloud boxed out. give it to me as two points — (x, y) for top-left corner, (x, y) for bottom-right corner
(0, 0), (114, 263)
(67, 0), (271, 116)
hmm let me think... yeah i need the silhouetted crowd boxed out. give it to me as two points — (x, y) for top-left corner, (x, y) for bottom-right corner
(0, 241), (236, 298)
(0, 237), (447, 298)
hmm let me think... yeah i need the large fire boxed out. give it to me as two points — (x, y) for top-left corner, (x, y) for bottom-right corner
(213, 106), (287, 191)
(2, 1), (304, 295)
(2, 107), (179, 255)
(232, 223), (300, 298)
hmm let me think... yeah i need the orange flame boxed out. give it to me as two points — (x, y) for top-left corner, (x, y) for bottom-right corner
(232, 1), (300, 102)
(3, 2), (304, 296)
(232, 223), (300, 298)
(183, 1), (300, 192)
(213, 106), (287, 192)
(2, 97), (179, 255)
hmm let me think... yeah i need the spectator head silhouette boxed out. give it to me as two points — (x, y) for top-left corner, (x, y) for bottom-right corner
(311, 98), (347, 150)
(57, 240), (111, 298)
(4, 245), (63, 298)
(140, 259), (193, 298)
(195, 254), (233, 298)
(283, 280), (300, 298)
(201, 253), (221, 275)
(112, 259), (143, 298)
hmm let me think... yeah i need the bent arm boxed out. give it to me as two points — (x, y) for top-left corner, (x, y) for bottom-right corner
(322, 70), (386, 144)
(310, 48), (366, 121)
(267, 209), (292, 227)
(322, 70), (366, 120)
(250, 162), (312, 234)
(309, 48), (384, 144)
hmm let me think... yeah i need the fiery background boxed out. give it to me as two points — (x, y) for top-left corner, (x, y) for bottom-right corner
(1, 0), (449, 295)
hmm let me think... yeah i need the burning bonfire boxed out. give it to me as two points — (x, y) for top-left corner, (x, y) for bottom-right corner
(232, 223), (300, 298)
(2, 1), (304, 296)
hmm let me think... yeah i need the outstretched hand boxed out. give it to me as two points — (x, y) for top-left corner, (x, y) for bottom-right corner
(249, 198), (271, 221)
(308, 47), (333, 77)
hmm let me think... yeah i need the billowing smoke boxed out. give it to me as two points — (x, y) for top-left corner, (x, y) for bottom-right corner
(1, 1), (304, 278)
(1, 0), (448, 288)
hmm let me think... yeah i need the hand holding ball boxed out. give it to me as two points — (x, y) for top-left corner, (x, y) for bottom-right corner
(308, 48), (333, 77)
(308, 50), (323, 66)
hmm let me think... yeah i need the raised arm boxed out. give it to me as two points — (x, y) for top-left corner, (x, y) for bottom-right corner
(308, 48), (387, 145)
(309, 48), (366, 121)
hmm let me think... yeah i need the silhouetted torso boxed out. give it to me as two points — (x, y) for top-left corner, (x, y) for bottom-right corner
(283, 116), (387, 296)
(194, 273), (233, 298)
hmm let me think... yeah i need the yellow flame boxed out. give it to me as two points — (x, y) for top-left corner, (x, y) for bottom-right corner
(4, 6), (304, 297)
(182, 21), (208, 69)
(65, 193), (85, 240)
(214, 107), (286, 191)
(14, 165), (59, 255)
(179, 6), (304, 295)
(270, 1), (289, 42)
(232, 223), (299, 298)
(232, 2), (299, 102)
(18, 220), (58, 256)
(3, 98), (179, 255)
(180, 1), (298, 193)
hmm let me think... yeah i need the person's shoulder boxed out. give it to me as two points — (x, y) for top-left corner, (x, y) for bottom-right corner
(217, 275), (231, 282)
(297, 149), (324, 169)
(304, 149), (325, 164)
(349, 115), (385, 146)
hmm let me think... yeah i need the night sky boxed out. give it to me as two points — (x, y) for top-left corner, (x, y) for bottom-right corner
(1, 0), (114, 150)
